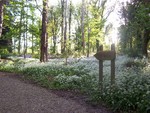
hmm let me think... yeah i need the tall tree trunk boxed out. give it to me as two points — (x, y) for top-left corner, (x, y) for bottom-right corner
(0, 0), (4, 37)
(68, 0), (72, 51)
(81, 0), (85, 54)
(143, 30), (150, 57)
(130, 37), (133, 49)
(45, 33), (48, 62)
(53, 14), (57, 54)
(87, 5), (90, 57)
(64, 0), (67, 52)
(53, 36), (56, 53)
(52, 19), (56, 53)
(31, 17), (34, 54)
(61, 0), (64, 53)
(24, 0), (28, 59)
(96, 39), (99, 52)
(51, 8), (57, 54)
(32, 33), (34, 54)
(25, 0), (28, 57)
(23, 30), (26, 58)
(87, 27), (90, 57)
(18, 3), (24, 55)
(40, 0), (48, 62)
(23, 6), (26, 59)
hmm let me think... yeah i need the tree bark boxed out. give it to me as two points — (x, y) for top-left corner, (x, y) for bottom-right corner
(31, 19), (34, 54)
(87, 4), (90, 57)
(68, 0), (72, 51)
(25, 0), (28, 58)
(45, 33), (48, 62)
(64, 0), (67, 52)
(81, 0), (85, 54)
(61, 0), (64, 53)
(0, 0), (4, 37)
(143, 30), (150, 57)
(40, 0), (48, 62)
(18, 3), (24, 55)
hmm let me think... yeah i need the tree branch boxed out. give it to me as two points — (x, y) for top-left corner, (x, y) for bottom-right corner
(34, 0), (42, 14)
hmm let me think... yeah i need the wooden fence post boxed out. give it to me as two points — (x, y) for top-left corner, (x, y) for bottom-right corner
(111, 44), (115, 85)
(99, 45), (103, 91)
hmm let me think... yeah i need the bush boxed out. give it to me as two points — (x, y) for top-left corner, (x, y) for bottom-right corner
(124, 48), (143, 58)
(124, 57), (147, 68)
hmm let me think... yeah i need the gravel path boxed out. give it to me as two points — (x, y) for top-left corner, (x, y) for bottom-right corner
(0, 72), (113, 113)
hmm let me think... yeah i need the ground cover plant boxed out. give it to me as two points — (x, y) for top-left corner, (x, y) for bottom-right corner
(0, 55), (150, 113)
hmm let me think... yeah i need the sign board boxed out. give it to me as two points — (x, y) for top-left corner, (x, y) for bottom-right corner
(94, 44), (116, 91)
(94, 50), (116, 60)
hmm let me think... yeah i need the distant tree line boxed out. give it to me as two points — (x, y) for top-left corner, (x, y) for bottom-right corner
(119, 0), (150, 57)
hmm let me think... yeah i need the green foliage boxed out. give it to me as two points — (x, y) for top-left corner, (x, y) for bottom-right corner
(0, 56), (150, 113)
(102, 72), (150, 113)
(119, 1), (150, 57)
(0, 48), (9, 54)
(1, 0), (42, 55)
(0, 61), (14, 72)
(123, 57), (148, 68)
(21, 64), (90, 89)
(125, 48), (143, 58)
(0, 49), (12, 59)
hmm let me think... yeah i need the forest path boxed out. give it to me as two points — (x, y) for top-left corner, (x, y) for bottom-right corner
(0, 72), (112, 113)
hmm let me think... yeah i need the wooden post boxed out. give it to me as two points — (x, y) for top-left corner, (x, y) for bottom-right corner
(94, 44), (116, 91)
(111, 44), (115, 85)
(99, 45), (103, 91)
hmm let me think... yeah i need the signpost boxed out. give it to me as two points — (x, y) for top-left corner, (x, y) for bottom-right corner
(94, 44), (116, 91)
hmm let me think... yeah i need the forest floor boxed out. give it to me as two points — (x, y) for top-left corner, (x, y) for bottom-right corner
(0, 72), (113, 113)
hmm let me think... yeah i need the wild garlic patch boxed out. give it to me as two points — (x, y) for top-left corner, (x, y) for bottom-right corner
(0, 55), (150, 112)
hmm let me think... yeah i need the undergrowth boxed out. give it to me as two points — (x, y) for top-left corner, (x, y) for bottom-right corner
(0, 56), (149, 113)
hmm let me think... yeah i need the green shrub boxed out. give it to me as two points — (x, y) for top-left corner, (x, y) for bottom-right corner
(124, 58), (147, 68)
(90, 69), (150, 113)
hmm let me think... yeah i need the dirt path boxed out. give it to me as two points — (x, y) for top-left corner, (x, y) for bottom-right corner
(0, 72), (113, 113)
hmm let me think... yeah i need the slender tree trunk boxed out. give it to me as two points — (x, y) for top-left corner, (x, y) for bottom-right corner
(32, 33), (34, 54)
(23, 6), (26, 59)
(64, 0), (67, 52)
(51, 8), (57, 54)
(61, 0), (64, 53)
(18, 4), (24, 55)
(52, 22), (56, 53)
(130, 37), (132, 49)
(13, 39), (16, 53)
(96, 39), (99, 52)
(0, 0), (4, 37)
(40, 0), (48, 62)
(45, 33), (48, 62)
(87, 27), (90, 57)
(53, 14), (57, 54)
(81, 0), (85, 54)
(68, 0), (72, 51)
(143, 30), (150, 57)
(87, 5), (90, 57)
(53, 36), (56, 53)
(23, 32), (26, 58)
(25, 0), (28, 57)
(31, 16), (34, 54)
